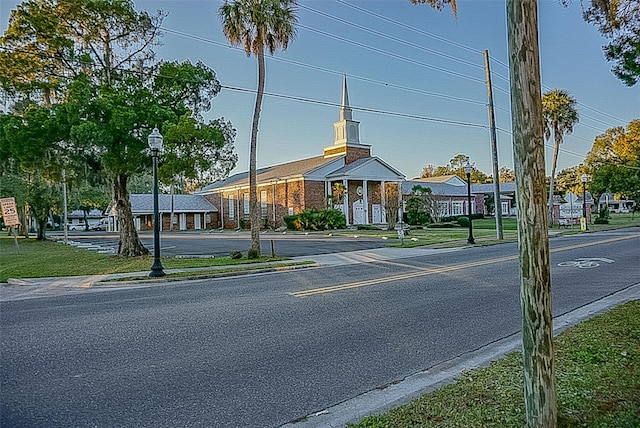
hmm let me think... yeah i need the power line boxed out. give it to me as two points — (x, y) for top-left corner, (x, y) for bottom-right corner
(162, 27), (622, 131)
(2, 23), (625, 138)
(329, 0), (629, 128)
(334, 0), (480, 56)
(298, 23), (488, 86)
(160, 27), (499, 110)
(299, 3), (484, 72)
(222, 84), (490, 129)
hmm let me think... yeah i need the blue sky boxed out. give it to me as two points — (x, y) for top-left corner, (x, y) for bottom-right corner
(2, 0), (639, 180)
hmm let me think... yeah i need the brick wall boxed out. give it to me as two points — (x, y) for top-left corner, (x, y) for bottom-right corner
(304, 181), (327, 211)
(345, 147), (371, 164)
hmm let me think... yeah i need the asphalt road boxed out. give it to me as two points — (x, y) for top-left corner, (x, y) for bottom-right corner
(49, 230), (389, 257)
(1, 229), (639, 427)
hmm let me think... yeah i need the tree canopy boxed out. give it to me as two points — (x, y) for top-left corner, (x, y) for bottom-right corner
(1, 0), (236, 251)
(585, 119), (640, 201)
(559, 0), (640, 85)
(420, 154), (489, 183)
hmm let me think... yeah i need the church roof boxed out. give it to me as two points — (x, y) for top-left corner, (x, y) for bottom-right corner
(402, 180), (471, 196)
(197, 155), (342, 193)
(472, 182), (517, 194)
(121, 194), (218, 214)
(326, 156), (405, 179)
(411, 175), (466, 186)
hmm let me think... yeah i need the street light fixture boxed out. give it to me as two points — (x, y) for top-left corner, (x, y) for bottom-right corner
(581, 173), (588, 231)
(148, 127), (166, 277)
(464, 161), (476, 245)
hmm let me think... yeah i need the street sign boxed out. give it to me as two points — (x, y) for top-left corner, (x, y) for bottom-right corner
(0, 197), (20, 226)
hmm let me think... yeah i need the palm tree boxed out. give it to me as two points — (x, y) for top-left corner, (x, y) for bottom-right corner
(219, 0), (297, 258)
(542, 89), (579, 226)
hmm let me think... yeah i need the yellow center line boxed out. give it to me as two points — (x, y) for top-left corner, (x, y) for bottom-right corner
(289, 233), (639, 298)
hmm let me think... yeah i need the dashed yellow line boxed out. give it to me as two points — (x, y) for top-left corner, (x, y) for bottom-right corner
(289, 233), (639, 297)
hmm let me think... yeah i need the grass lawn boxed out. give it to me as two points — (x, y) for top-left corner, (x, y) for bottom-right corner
(328, 213), (638, 248)
(0, 236), (286, 282)
(349, 300), (640, 427)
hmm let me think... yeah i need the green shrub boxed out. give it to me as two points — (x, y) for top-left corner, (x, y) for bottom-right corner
(284, 209), (346, 231)
(442, 214), (483, 223)
(457, 216), (469, 227)
(427, 222), (459, 228)
(356, 224), (378, 230)
(247, 248), (260, 259)
(283, 215), (298, 230)
(406, 196), (429, 225)
(407, 211), (430, 225)
(229, 251), (243, 259)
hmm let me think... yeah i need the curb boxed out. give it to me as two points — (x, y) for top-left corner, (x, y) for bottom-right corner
(281, 283), (640, 428)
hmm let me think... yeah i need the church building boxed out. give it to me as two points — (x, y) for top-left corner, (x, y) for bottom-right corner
(197, 76), (405, 229)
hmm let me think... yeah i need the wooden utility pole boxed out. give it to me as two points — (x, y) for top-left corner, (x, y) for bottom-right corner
(506, 1), (557, 426)
(484, 50), (504, 240)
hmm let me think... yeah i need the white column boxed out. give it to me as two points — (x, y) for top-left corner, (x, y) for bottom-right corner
(343, 178), (349, 225)
(272, 182), (277, 225)
(325, 181), (330, 208)
(220, 193), (224, 229)
(381, 181), (386, 223)
(362, 180), (368, 224)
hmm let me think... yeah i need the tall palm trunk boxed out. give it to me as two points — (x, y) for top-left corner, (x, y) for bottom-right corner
(114, 174), (149, 256)
(248, 48), (265, 257)
(546, 130), (561, 226)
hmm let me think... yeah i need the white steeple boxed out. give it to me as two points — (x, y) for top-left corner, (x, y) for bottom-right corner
(333, 74), (360, 146)
(340, 74), (353, 121)
(325, 75), (370, 162)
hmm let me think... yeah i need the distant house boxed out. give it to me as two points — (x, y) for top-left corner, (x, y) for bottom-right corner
(196, 76), (405, 229)
(107, 194), (218, 231)
(67, 209), (105, 229)
(471, 182), (517, 216)
(599, 193), (636, 213)
(403, 175), (485, 218)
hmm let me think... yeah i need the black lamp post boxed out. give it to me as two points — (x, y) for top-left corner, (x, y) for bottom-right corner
(581, 173), (588, 230)
(464, 161), (475, 244)
(148, 127), (166, 277)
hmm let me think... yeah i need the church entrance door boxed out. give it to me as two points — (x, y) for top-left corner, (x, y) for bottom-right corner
(372, 204), (382, 223)
(353, 199), (365, 224)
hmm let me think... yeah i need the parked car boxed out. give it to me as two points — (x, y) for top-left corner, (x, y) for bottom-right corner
(67, 223), (86, 231)
(90, 219), (109, 231)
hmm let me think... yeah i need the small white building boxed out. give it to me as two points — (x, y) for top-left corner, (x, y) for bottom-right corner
(599, 193), (636, 213)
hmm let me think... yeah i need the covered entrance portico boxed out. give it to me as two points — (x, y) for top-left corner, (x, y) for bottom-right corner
(326, 157), (404, 226)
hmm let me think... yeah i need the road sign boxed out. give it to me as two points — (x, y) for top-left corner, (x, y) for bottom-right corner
(0, 197), (20, 226)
